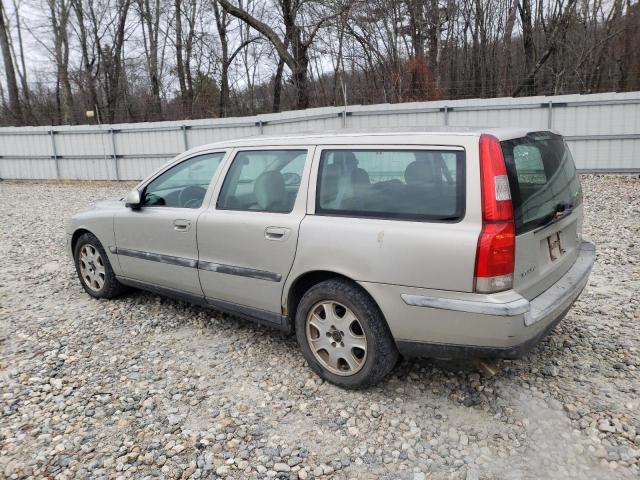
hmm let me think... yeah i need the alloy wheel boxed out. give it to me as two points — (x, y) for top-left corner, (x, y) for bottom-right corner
(305, 300), (368, 376)
(79, 244), (105, 292)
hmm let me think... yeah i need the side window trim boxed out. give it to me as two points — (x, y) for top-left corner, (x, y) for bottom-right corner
(140, 150), (228, 209)
(311, 145), (466, 223)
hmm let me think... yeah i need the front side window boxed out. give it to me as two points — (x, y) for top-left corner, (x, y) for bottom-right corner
(143, 152), (225, 208)
(217, 150), (307, 213)
(316, 149), (465, 221)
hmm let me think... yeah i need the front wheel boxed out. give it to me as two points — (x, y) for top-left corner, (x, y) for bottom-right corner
(74, 232), (126, 299)
(295, 278), (399, 389)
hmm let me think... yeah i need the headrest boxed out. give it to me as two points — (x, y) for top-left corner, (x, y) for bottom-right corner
(254, 170), (285, 210)
(352, 167), (370, 186)
(404, 161), (434, 185)
(333, 151), (359, 169)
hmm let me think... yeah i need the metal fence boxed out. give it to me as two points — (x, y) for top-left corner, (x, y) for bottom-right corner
(0, 91), (638, 180)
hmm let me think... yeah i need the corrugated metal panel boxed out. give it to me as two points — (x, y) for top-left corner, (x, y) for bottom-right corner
(0, 91), (638, 180)
(566, 138), (640, 171)
(58, 157), (114, 180)
(115, 129), (181, 155)
(0, 132), (51, 157)
(0, 158), (57, 179)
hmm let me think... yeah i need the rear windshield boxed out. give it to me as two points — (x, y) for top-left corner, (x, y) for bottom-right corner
(501, 132), (582, 234)
(316, 149), (465, 221)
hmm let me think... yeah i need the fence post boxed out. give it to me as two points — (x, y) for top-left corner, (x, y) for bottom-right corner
(110, 129), (120, 180)
(547, 100), (553, 129)
(49, 129), (60, 179)
(181, 125), (189, 150)
(443, 106), (449, 126)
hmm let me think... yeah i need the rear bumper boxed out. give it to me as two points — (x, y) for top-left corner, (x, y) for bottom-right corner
(361, 241), (596, 359)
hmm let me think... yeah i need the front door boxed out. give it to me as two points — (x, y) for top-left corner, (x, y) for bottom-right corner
(197, 147), (312, 314)
(114, 151), (226, 295)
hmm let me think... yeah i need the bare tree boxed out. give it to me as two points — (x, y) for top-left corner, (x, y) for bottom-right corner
(48, 0), (75, 123)
(217, 0), (348, 109)
(137, 0), (165, 119)
(213, 0), (256, 117)
(70, 0), (100, 116)
(512, 0), (578, 97)
(0, 0), (22, 123)
(0, 0), (639, 126)
(174, 0), (196, 117)
(97, 0), (132, 123)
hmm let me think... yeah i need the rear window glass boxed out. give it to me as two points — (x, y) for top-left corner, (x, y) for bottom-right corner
(501, 132), (582, 234)
(316, 149), (465, 221)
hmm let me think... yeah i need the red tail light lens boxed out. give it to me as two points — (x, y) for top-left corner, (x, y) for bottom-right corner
(474, 222), (515, 293)
(475, 135), (515, 293)
(478, 134), (513, 222)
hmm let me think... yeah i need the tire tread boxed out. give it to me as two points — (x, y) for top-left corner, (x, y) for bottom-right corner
(295, 278), (399, 389)
(74, 232), (127, 299)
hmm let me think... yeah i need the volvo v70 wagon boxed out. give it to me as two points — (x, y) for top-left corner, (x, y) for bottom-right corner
(66, 128), (595, 388)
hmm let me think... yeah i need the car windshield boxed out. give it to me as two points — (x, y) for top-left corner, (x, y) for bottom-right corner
(501, 132), (582, 234)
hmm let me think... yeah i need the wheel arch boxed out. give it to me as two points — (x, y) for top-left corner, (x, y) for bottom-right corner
(71, 227), (94, 254)
(285, 270), (389, 333)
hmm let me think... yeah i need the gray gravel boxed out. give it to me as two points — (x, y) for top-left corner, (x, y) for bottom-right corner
(0, 175), (639, 480)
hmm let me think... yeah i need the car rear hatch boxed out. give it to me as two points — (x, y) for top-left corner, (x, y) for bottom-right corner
(500, 132), (583, 301)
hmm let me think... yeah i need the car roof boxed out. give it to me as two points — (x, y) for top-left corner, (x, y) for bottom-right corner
(185, 127), (551, 155)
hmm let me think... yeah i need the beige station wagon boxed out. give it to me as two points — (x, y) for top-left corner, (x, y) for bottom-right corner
(66, 128), (595, 388)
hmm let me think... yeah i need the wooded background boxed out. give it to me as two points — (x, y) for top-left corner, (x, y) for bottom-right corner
(0, 0), (638, 127)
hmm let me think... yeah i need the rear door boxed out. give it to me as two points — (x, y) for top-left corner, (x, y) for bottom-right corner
(501, 132), (583, 300)
(197, 147), (313, 314)
(293, 144), (476, 292)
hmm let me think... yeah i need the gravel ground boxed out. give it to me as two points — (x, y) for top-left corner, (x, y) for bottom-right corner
(0, 175), (639, 480)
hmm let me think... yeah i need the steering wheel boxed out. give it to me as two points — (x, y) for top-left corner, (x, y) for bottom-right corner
(179, 185), (207, 208)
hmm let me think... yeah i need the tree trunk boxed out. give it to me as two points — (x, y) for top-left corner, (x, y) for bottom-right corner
(71, 0), (100, 117)
(512, 0), (577, 97)
(104, 0), (131, 123)
(518, 0), (536, 96)
(213, 0), (229, 117)
(500, 0), (519, 96)
(174, 0), (190, 117)
(272, 53), (285, 113)
(0, 0), (22, 123)
(139, 0), (162, 119)
(217, 0), (311, 110)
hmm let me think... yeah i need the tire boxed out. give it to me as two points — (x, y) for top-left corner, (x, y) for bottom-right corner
(73, 232), (127, 299)
(295, 278), (399, 389)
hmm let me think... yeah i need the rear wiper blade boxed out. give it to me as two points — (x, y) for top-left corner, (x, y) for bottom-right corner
(555, 201), (574, 212)
(533, 201), (574, 232)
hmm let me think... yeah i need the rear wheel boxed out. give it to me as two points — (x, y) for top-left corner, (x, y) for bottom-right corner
(295, 278), (398, 388)
(74, 232), (126, 299)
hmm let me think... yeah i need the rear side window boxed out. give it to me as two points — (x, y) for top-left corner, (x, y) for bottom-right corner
(217, 149), (307, 213)
(316, 149), (465, 221)
(501, 132), (582, 234)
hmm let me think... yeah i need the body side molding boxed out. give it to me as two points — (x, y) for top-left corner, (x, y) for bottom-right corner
(112, 247), (281, 282)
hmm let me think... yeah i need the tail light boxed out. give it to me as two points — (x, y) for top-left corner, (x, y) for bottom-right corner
(475, 135), (515, 293)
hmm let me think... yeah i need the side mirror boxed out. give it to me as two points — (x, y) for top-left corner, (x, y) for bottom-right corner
(125, 189), (141, 209)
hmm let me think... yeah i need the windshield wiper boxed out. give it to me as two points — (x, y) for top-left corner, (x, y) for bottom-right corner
(533, 201), (574, 232)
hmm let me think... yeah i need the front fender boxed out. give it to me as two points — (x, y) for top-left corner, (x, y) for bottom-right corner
(67, 210), (121, 275)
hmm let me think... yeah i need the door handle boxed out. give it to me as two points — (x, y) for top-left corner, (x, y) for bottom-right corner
(264, 226), (291, 241)
(173, 219), (191, 232)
